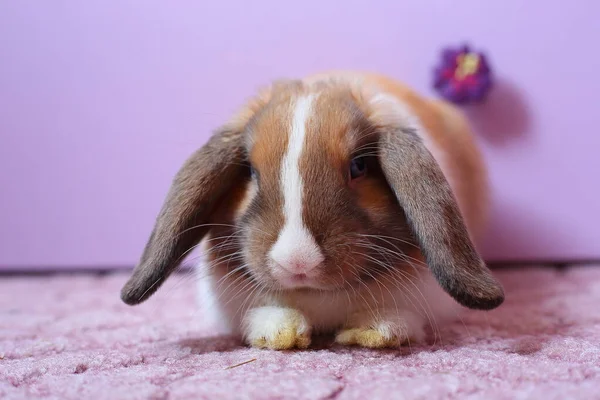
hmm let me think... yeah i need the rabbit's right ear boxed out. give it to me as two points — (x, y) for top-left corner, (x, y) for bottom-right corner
(120, 126), (247, 305)
(377, 125), (504, 310)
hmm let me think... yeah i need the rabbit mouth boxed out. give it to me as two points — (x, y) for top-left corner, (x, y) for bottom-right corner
(272, 272), (331, 291)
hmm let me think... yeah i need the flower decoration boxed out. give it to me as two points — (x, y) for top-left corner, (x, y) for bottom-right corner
(433, 44), (493, 104)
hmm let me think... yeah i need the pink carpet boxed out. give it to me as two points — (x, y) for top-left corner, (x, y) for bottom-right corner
(1, 266), (600, 399)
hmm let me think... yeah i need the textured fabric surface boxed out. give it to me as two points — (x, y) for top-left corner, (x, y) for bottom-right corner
(1, 266), (599, 399)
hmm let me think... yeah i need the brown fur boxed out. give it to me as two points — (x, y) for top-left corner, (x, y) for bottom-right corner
(121, 71), (503, 312)
(306, 71), (489, 238)
(120, 126), (248, 305)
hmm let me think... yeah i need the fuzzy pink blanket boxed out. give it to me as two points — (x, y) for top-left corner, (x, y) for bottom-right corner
(1, 266), (599, 399)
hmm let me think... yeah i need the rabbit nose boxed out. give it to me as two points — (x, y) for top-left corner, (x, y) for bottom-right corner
(272, 256), (321, 275)
(269, 222), (325, 276)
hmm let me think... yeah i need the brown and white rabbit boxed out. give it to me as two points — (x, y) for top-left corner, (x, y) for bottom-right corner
(120, 71), (504, 350)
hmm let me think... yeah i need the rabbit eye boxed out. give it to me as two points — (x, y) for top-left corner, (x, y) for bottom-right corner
(349, 157), (367, 180)
(249, 165), (259, 181)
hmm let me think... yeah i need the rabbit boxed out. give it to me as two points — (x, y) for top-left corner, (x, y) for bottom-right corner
(120, 71), (504, 350)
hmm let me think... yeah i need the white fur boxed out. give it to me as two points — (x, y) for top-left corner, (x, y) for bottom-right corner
(205, 257), (461, 342)
(243, 306), (310, 343)
(337, 309), (427, 345)
(269, 95), (325, 274)
(195, 241), (231, 334)
(196, 273), (230, 333)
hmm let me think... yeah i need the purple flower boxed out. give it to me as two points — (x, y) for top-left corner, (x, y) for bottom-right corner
(433, 44), (493, 104)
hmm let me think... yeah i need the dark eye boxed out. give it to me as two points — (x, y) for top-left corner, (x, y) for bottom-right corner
(250, 165), (258, 180)
(349, 157), (367, 180)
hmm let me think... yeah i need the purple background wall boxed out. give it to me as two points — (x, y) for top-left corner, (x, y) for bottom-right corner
(1, 1), (598, 270)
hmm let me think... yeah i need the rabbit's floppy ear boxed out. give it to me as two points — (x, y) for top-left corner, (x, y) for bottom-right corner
(378, 126), (504, 310)
(121, 127), (247, 305)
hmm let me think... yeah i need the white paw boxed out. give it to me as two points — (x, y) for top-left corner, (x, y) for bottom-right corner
(336, 310), (425, 348)
(243, 306), (311, 350)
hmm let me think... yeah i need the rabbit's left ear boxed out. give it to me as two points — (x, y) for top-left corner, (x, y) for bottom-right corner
(377, 126), (504, 310)
(120, 126), (248, 305)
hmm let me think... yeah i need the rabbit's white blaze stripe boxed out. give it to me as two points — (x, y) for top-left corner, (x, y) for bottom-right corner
(269, 95), (325, 272)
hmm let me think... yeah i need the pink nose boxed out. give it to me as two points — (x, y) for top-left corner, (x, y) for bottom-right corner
(271, 257), (320, 275)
